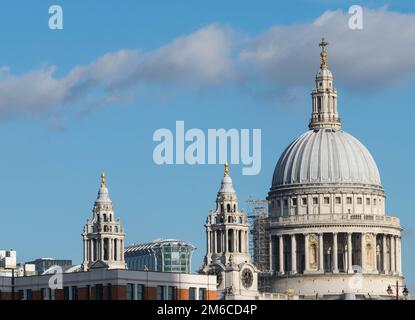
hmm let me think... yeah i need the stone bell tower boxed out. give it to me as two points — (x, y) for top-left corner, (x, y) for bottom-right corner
(82, 173), (126, 271)
(202, 162), (259, 300)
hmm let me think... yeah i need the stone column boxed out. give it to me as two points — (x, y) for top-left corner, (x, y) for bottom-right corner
(279, 235), (284, 274)
(83, 239), (87, 262)
(108, 237), (112, 261)
(396, 237), (402, 275)
(304, 234), (309, 272)
(291, 234), (297, 274)
(213, 231), (216, 253)
(333, 233), (338, 273)
(347, 233), (353, 273)
(390, 235), (395, 274)
(206, 230), (210, 254)
(121, 239), (125, 261)
(382, 234), (387, 273)
(91, 239), (95, 261)
(373, 233), (377, 273)
(269, 235), (273, 272)
(245, 231), (248, 253)
(95, 239), (99, 261)
(361, 233), (366, 273)
(319, 233), (324, 273)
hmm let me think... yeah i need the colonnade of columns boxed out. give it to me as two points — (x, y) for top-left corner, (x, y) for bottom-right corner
(84, 237), (124, 262)
(269, 232), (401, 276)
(207, 229), (248, 255)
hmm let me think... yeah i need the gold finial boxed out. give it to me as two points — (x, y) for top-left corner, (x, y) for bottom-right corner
(319, 37), (329, 69)
(224, 161), (229, 177)
(100, 172), (106, 187)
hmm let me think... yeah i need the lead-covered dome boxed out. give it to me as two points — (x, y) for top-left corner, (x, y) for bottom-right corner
(272, 128), (381, 189)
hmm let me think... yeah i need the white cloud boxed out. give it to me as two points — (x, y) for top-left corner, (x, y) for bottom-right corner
(1, 7), (415, 119)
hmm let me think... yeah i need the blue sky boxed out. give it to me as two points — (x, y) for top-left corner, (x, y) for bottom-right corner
(1, 0), (415, 291)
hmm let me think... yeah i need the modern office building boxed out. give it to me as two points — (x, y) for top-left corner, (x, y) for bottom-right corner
(0, 267), (216, 300)
(26, 258), (73, 275)
(0, 250), (36, 277)
(125, 239), (195, 273)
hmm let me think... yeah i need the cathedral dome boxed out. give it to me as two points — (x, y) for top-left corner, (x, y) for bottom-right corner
(271, 129), (381, 189)
(271, 38), (381, 191)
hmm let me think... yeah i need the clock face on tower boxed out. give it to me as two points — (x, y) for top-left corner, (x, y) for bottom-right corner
(241, 268), (253, 289)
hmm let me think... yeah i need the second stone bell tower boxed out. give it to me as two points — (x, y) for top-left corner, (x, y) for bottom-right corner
(82, 173), (127, 271)
(202, 162), (259, 299)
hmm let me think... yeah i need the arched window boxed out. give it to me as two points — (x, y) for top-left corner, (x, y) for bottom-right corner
(227, 204), (231, 212)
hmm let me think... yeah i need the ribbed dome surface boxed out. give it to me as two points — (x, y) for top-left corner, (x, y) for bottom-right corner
(272, 129), (381, 188)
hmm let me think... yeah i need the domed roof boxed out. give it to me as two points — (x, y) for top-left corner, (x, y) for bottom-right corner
(218, 175), (236, 193)
(271, 128), (381, 189)
(316, 68), (332, 78)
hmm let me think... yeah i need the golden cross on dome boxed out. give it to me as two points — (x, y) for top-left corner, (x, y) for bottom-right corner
(319, 37), (329, 69)
(224, 161), (229, 177)
(100, 172), (106, 187)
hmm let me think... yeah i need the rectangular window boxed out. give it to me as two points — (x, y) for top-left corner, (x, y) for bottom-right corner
(292, 198), (297, 206)
(198, 288), (206, 300)
(107, 284), (112, 300)
(357, 197), (362, 205)
(366, 198), (371, 205)
(157, 286), (165, 300)
(189, 287), (196, 300)
(26, 289), (33, 300)
(63, 286), (70, 300)
(40, 288), (46, 300)
(324, 197), (330, 204)
(374, 199), (377, 205)
(127, 283), (134, 300)
(49, 288), (54, 300)
(72, 286), (78, 301)
(302, 198), (307, 205)
(95, 284), (103, 300)
(283, 199), (288, 207)
(18, 290), (24, 300)
(335, 197), (341, 204)
(313, 197), (318, 205)
(346, 197), (352, 204)
(136, 284), (144, 300)
(168, 286), (176, 300)
(277, 200), (281, 208)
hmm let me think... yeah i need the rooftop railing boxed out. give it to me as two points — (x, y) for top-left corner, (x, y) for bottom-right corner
(268, 213), (400, 227)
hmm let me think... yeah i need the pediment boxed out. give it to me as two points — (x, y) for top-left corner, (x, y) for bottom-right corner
(89, 260), (109, 269)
